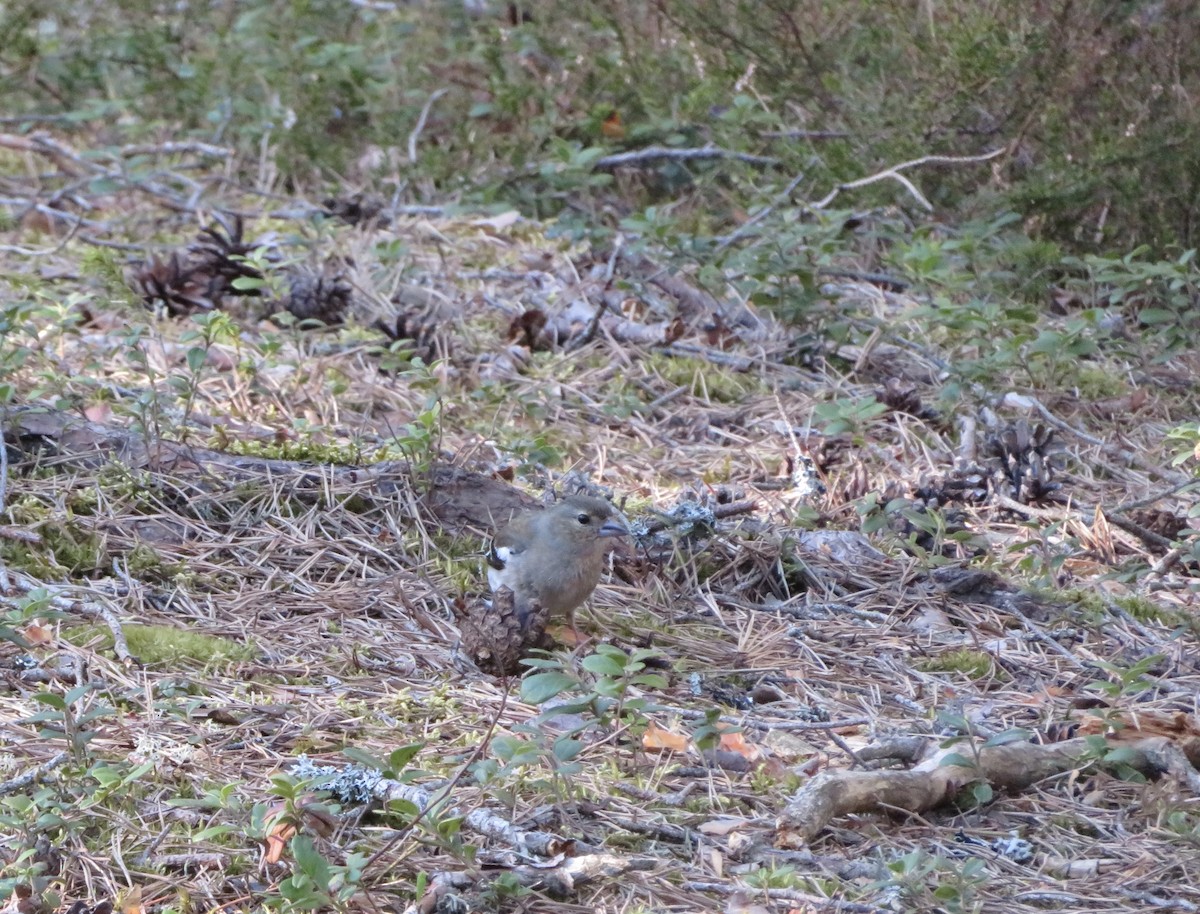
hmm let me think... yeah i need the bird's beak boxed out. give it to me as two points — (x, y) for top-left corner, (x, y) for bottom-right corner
(599, 516), (630, 539)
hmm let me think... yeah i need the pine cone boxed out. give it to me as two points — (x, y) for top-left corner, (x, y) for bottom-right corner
(455, 587), (550, 676)
(279, 267), (352, 325)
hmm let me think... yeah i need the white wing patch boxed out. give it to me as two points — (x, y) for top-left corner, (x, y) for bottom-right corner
(487, 545), (515, 593)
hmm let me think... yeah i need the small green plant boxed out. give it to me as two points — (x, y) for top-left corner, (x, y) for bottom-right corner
(1087, 653), (1165, 702)
(813, 396), (889, 437)
(174, 311), (243, 434)
(743, 862), (803, 890)
(872, 848), (990, 914)
(510, 645), (670, 782)
(26, 682), (114, 759)
(1062, 247), (1200, 359)
(277, 835), (368, 914)
(522, 644), (668, 730)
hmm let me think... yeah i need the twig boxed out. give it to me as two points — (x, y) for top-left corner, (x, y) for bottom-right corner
(816, 268), (910, 291)
(994, 493), (1176, 553)
(5, 571), (134, 663)
(715, 170), (808, 250)
(812, 148), (1005, 211)
(0, 208), (87, 256)
(0, 751), (70, 796)
(571, 234), (624, 351)
(1027, 395), (1190, 484)
(593, 145), (779, 170)
(761, 129), (850, 140)
(119, 141), (232, 159)
(659, 343), (755, 371)
(408, 89), (449, 165)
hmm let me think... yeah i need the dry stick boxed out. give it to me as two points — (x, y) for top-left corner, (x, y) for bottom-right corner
(1028, 395), (1190, 485)
(636, 498), (758, 536)
(994, 492), (1175, 553)
(593, 145), (780, 170)
(0, 208), (87, 256)
(776, 735), (1193, 845)
(0, 751), (70, 795)
(408, 88), (449, 165)
(571, 235), (624, 351)
(716, 170), (809, 250)
(665, 704), (870, 733)
(811, 148), (1005, 211)
(1112, 478), (1200, 514)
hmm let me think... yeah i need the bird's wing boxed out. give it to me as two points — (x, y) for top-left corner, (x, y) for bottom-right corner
(487, 526), (524, 572)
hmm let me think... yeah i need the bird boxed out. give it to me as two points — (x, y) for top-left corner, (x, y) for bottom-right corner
(486, 494), (629, 640)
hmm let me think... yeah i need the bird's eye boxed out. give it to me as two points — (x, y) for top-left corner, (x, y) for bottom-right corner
(576, 513), (591, 524)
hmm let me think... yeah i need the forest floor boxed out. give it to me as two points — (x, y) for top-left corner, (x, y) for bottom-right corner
(1, 139), (1199, 914)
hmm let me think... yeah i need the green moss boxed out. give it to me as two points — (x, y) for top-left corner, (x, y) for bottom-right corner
(64, 623), (257, 666)
(1114, 595), (1190, 630)
(1071, 366), (1128, 400)
(644, 352), (761, 404)
(918, 649), (995, 680)
(1, 500), (106, 576)
(216, 436), (365, 465)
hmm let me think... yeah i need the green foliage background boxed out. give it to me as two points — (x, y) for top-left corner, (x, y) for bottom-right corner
(3, 0), (1197, 252)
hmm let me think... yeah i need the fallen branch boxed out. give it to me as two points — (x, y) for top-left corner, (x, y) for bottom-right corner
(0, 751), (69, 796)
(776, 734), (1198, 846)
(3, 406), (533, 534)
(404, 854), (655, 914)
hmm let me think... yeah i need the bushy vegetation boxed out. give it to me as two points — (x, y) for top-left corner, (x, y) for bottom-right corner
(3, 0), (1198, 251)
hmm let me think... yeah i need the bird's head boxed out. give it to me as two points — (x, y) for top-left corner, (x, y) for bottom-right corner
(548, 494), (629, 552)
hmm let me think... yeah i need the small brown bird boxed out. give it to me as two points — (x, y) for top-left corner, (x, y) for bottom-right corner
(487, 495), (629, 638)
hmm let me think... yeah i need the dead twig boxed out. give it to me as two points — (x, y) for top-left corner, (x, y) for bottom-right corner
(0, 751), (70, 795)
(811, 148), (1005, 211)
(593, 144), (780, 170)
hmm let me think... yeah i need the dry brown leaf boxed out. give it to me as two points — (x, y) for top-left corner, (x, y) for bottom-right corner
(84, 402), (112, 423)
(120, 886), (144, 914)
(643, 721), (690, 752)
(20, 618), (54, 645)
(719, 730), (760, 761)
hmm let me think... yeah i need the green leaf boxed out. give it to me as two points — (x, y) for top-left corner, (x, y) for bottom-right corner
(520, 672), (576, 704)
(982, 728), (1033, 748)
(552, 738), (583, 762)
(939, 752), (977, 769)
(1138, 308), (1176, 324)
(31, 692), (66, 711)
(341, 747), (387, 770)
(291, 835), (331, 890)
(581, 653), (625, 677)
(387, 742), (424, 772)
(1104, 746), (1143, 765)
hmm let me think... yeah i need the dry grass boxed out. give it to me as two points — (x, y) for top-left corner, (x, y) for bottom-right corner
(1, 177), (1198, 914)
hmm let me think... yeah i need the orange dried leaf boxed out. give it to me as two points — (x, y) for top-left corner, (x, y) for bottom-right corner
(719, 731), (759, 760)
(265, 821), (297, 865)
(120, 886), (144, 914)
(643, 721), (689, 752)
(21, 619), (54, 645)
